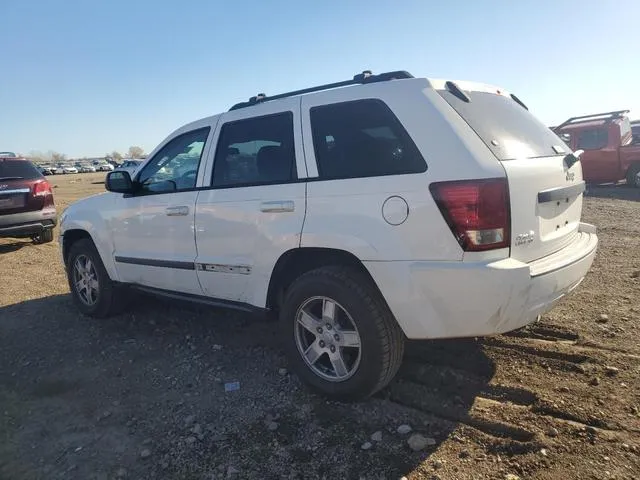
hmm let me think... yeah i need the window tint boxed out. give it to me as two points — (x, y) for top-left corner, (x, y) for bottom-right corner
(0, 159), (42, 180)
(438, 90), (569, 160)
(576, 129), (608, 150)
(212, 112), (295, 187)
(137, 127), (210, 193)
(310, 99), (426, 180)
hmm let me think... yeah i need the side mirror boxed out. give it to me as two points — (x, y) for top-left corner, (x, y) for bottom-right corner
(105, 171), (135, 193)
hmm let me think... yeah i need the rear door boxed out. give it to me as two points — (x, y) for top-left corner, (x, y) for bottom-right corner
(194, 98), (307, 305)
(0, 159), (45, 215)
(438, 85), (585, 263)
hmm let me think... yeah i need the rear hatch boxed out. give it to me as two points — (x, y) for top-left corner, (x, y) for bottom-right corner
(438, 83), (584, 263)
(0, 158), (50, 215)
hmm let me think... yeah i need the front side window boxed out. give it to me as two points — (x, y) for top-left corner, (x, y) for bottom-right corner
(576, 128), (608, 150)
(310, 99), (426, 180)
(137, 127), (210, 193)
(212, 112), (296, 187)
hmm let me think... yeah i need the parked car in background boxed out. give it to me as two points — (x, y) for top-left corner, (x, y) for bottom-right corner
(0, 155), (56, 243)
(37, 165), (54, 175)
(62, 165), (78, 174)
(97, 163), (114, 172)
(632, 120), (640, 144)
(60, 70), (598, 400)
(553, 111), (640, 187)
(79, 165), (96, 173)
(115, 159), (144, 176)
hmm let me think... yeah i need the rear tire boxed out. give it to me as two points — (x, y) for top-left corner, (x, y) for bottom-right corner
(66, 238), (129, 318)
(32, 229), (54, 244)
(626, 164), (640, 188)
(280, 266), (404, 401)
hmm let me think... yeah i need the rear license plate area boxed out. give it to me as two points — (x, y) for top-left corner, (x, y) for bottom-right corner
(0, 194), (26, 209)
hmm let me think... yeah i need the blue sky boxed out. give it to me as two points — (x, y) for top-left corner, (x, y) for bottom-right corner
(1, 0), (639, 158)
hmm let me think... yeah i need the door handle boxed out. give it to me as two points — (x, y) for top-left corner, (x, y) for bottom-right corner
(260, 201), (295, 213)
(165, 206), (190, 216)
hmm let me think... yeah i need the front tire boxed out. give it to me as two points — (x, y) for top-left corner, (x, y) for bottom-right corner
(66, 238), (127, 318)
(280, 266), (404, 401)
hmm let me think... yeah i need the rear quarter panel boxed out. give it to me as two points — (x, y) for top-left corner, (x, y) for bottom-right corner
(299, 78), (506, 262)
(619, 144), (640, 173)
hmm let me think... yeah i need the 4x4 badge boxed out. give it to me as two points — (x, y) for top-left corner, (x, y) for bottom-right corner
(566, 171), (575, 181)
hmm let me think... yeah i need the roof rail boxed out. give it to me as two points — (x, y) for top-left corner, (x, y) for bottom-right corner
(553, 110), (630, 132)
(228, 70), (414, 111)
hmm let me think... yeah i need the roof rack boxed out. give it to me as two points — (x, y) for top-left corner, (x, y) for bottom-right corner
(553, 110), (630, 132)
(229, 70), (414, 111)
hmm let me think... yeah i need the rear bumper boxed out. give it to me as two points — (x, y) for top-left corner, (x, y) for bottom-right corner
(365, 222), (598, 339)
(0, 209), (57, 237)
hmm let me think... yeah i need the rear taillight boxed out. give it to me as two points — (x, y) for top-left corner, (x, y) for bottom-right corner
(430, 178), (510, 252)
(33, 180), (52, 197)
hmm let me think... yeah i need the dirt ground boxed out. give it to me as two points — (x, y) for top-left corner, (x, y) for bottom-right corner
(1, 172), (639, 480)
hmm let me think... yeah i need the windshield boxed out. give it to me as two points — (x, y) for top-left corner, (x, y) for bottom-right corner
(438, 90), (568, 161)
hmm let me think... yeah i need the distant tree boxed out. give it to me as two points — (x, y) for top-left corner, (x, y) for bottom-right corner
(110, 151), (123, 162)
(127, 146), (144, 159)
(50, 151), (67, 163)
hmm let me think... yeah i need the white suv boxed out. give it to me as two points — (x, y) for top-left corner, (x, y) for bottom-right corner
(59, 70), (598, 400)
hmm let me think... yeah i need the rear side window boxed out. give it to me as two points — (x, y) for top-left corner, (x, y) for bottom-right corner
(310, 99), (426, 180)
(576, 129), (609, 150)
(212, 112), (296, 187)
(0, 159), (42, 180)
(438, 90), (568, 160)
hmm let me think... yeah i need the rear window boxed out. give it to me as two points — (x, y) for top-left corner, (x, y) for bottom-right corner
(438, 90), (568, 161)
(310, 99), (427, 180)
(619, 117), (632, 145)
(576, 128), (609, 150)
(0, 159), (42, 180)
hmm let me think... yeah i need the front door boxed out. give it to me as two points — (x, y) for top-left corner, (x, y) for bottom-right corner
(111, 126), (212, 294)
(194, 98), (307, 306)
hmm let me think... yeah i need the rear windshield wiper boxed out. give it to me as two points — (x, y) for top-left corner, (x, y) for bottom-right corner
(0, 176), (24, 181)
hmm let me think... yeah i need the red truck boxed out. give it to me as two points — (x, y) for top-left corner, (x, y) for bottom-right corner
(553, 110), (640, 187)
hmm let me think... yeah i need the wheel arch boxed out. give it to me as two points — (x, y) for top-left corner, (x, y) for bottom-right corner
(265, 247), (387, 314)
(62, 228), (119, 280)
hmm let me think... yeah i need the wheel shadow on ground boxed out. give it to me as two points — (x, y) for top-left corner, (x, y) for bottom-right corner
(585, 183), (640, 202)
(0, 293), (499, 479)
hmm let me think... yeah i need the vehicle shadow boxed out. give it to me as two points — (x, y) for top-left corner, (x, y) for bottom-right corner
(0, 293), (502, 479)
(585, 183), (640, 202)
(0, 240), (29, 254)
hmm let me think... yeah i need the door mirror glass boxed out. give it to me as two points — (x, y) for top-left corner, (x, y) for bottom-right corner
(105, 171), (134, 193)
